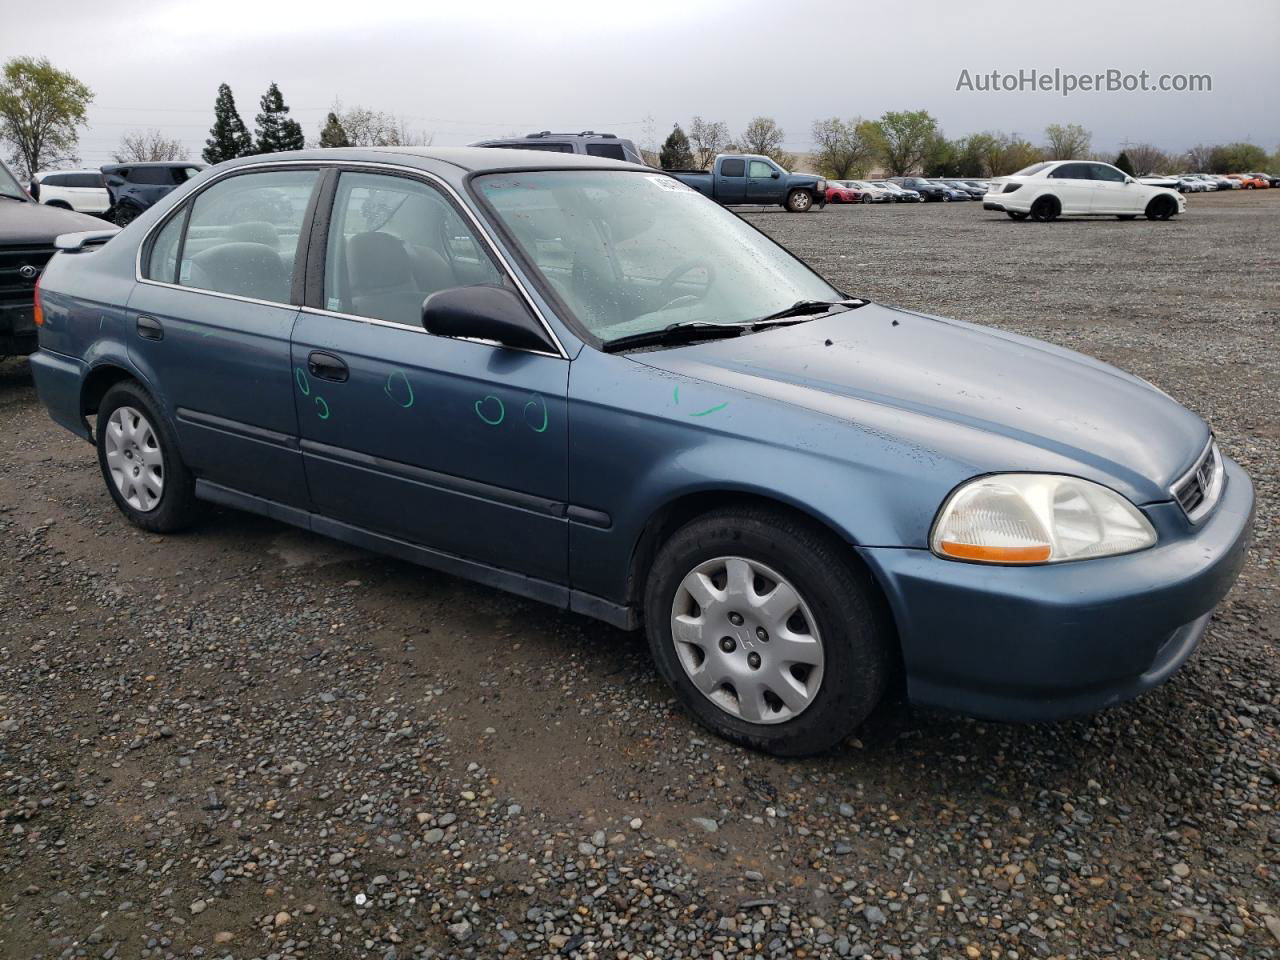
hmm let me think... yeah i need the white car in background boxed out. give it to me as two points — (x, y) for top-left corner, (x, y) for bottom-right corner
(838, 179), (894, 202)
(29, 170), (110, 216)
(870, 180), (922, 202)
(984, 160), (1186, 222)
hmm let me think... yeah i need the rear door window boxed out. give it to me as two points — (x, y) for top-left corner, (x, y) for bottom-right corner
(177, 170), (319, 303)
(720, 158), (746, 177)
(129, 167), (174, 185)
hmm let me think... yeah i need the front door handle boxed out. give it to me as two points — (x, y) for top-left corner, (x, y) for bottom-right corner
(308, 351), (349, 382)
(136, 315), (163, 341)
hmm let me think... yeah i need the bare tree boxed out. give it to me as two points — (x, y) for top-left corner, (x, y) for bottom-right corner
(738, 116), (790, 166)
(337, 104), (431, 147)
(810, 117), (876, 179)
(688, 116), (729, 170)
(1184, 143), (1215, 171)
(113, 128), (187, 163)
(1124, 142), (1171, 175)
(1043, 123), (1092, 160)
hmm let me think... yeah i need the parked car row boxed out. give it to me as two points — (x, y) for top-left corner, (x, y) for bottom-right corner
(24, 162), (207, 227)
(1139, 172), (1278, 192)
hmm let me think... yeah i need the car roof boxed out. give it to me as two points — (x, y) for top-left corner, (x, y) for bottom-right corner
(212, 146), (645, 175)
(35, 168), (104, 177)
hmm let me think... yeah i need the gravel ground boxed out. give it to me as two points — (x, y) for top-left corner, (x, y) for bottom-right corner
(1, 190), (1277, 960)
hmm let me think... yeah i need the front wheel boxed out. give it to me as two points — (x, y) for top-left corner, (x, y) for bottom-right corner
(786, 190), (814, 213)
(1145, 195), (1177, 220)
(643, 508), (890, 756)
(96, 381), (199, 532)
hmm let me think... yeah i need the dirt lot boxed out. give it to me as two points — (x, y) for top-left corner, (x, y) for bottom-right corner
(1, 190), (1277, 960)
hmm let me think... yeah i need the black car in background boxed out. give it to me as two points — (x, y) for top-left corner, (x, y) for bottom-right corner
(0, 159), (107, 358)
(890, 176), (950, 201)
(102, 161), (206, 226)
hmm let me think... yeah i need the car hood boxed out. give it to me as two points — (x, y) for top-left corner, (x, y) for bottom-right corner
(633, 303), (1207, 503)
(0, 200), (105, 244)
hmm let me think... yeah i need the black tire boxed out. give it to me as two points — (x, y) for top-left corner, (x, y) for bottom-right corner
(862, 194), (874, 204)
(1145, 195), (1176, 221)
(643, 507), (891, 756)
(1030, 195), (1060, 222)
(113, 203), (141, 227)
(96, 381), (199, 533)
(786, 189), (814, 213)
(1007, 211), (1028, 220)
(1117, 214), (1138, 220)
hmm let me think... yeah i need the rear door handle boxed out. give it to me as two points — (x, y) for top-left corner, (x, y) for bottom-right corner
(136, 315), (163, 340)
(308, 351), (349, 382)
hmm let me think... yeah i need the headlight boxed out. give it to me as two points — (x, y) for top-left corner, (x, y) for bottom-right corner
(931, 474), (1156, 565)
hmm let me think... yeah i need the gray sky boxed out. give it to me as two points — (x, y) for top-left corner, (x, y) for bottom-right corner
(4, 0), (1277, 166)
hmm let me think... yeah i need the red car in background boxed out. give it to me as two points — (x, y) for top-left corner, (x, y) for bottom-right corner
(825, 182), (864, 203)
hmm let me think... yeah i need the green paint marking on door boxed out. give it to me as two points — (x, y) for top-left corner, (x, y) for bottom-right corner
(524, 395), (548, 433)
(384, 370), (414, 408)
(314, 396), (330, 420)
(295, 367), (311, 396)
(475, 395), (505, 426)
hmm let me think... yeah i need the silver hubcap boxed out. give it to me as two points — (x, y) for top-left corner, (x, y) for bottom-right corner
(670, 556), (824, 724)
(104, 406), (164, 512)
(793, 193), (810, 210)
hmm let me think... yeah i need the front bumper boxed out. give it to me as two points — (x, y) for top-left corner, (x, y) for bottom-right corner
(858, 455), (1254, 721)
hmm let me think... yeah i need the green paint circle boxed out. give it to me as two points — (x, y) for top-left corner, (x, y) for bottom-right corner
(314, 396), (330, 420)
(295, 367), (311, 396)
(475, 395), (505, 426)
(523, 395), (548, 434)
(384, 370), (414, 408)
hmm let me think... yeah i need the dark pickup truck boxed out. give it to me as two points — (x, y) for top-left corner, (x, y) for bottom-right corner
(667, 154), (827, 212)
(0, 159), (107, 358)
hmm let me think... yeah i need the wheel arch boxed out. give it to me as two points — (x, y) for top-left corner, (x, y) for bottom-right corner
(621, 489), (901, 643)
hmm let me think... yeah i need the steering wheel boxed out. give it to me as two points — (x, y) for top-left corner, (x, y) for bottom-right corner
(655, 259), (716, 312)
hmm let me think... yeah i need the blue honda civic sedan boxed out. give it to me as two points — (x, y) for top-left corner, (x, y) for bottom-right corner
(29, 147), (1254, 755)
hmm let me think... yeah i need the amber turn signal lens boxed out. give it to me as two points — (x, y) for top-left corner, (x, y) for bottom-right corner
(32, 274), (43, 326)
(938, 541), (1052, 564)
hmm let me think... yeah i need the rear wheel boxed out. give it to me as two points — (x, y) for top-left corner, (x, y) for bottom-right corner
(1145, 195), (1176, 220)
(786, 190), (814, 213)
(1007, 211), (1028, 220)
(112, 203), (141, 227)
(643, 508), (890, 756)
(1030, 195), (1060, 222)
(96, 381), (199, 532)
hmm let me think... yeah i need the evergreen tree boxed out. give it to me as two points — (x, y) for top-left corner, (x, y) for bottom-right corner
(202, 83), (253, 164)
(659, 124), (694, 169)
(254, 82), (305, 154)
(318, 111), (350, 148)
(1113, 150), (1135, 176)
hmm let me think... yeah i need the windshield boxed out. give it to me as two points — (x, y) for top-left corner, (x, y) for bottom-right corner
(0, 161), (26, 200)
(475, 170), (841, 343)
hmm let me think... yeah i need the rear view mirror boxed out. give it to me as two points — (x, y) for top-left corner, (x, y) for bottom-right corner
(422, 285), (555, 353)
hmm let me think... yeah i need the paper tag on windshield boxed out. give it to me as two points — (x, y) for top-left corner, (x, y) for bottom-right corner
(648, 176), (697, 193)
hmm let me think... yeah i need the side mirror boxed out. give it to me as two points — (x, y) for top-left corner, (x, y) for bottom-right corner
(1123, 177), (1134, 184)
(770, 171), (780, 179)
(422, 285), (555, 353)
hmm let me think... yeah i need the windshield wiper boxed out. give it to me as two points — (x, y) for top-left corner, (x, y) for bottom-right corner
(749, 298), (865, 327)
(602, 321), (747, 353)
